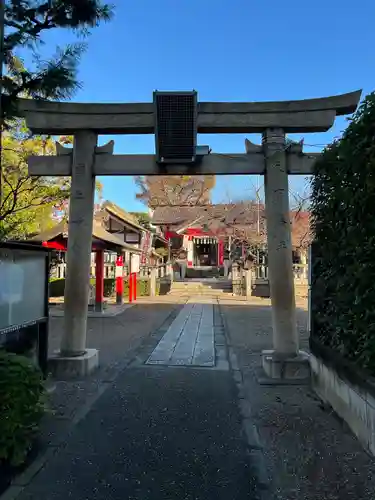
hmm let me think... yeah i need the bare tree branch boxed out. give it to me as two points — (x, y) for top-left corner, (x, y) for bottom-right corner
(135, 175), (215, 207)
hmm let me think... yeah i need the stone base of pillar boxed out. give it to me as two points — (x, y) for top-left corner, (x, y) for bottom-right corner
(48, 348), (99, 379)
(94, 302), (104, 313)
(259, 349), (310, 384)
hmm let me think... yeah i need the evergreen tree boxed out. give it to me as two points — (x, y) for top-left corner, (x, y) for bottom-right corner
(0, 1), (112, 238)
(3, 0), (114, 117)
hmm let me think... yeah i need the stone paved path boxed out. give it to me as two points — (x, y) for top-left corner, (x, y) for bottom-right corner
(9, 294), (375, 500)
(146, 302), (215, 367)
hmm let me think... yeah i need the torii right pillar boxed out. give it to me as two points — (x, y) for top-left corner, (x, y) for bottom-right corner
(261, 128), (310, 381)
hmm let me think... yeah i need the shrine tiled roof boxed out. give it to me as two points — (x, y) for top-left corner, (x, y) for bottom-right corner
(152, 202), (264, 226)
(30, 220), (142, 253)
(101, 201), (146, 232)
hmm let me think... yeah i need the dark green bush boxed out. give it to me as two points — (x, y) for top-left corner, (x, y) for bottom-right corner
(49, 278), (115, 298)
(49, 277), (65, 297)
(50, 276), (160, 299)
(102, 278), (115, 297)
(0, 352), (46, 466)
(311, 92), (375, 373)
(123, 278), (150, 297)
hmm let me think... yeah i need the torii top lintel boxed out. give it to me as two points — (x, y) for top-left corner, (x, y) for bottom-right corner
(18, 90), (362, 136)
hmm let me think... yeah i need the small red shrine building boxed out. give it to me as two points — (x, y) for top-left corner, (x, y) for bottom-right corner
(151, 203), (311, 269)
(28, 219), (142, 311)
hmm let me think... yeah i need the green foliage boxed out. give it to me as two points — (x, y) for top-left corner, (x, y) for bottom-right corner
(310, 92), (375, 372)
(0, 351), (46, 466)
(1, 0), (112, 237)
(155, 247), (169, 258)
(49, 276), (172, 299)
(49, 277), (64, 297)
(102, 278), (115, 297)
(123, 278), (150, 297)
(130, 212), (151, 224)
(0, 122), (104, 241)
(0, 125), (70, 240)
(49, 277), (115, 297)
(129, 211), (153, 231)
(3, 1), (114, 118)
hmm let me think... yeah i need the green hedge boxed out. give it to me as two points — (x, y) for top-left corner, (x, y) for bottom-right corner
(49, 277), (65, 297)
(0, 352), (46, 466)
(123, 277), (172, 297)
(49, 278), (115, 298)
(49, 277), (153, 298)
(123, 278), (150, 297)
(310, 92), (375, 373)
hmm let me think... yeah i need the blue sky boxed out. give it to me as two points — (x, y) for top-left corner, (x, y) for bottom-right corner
(23, 0), (375, 211)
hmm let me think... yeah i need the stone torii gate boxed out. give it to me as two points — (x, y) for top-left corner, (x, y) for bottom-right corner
(20, 90), (361, 379)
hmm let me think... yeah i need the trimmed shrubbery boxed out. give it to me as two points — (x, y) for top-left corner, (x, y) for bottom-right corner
(49, 278), (116, 298)
(49, 277), (165, 298)
(49, 277), (65, 297)
(0, 352), (46, 466)
(123, 278), (150, 297)
(310, 92), (375, 374)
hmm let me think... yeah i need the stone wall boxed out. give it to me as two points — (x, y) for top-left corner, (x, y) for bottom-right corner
(250, 279), (308, 299)
(311, 354), (375, 456)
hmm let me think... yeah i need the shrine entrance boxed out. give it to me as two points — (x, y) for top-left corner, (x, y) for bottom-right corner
(193, 237), (218, 267)
(20, 89), (361, 380)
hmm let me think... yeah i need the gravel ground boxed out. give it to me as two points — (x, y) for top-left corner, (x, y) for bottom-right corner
(220, 298), (375, 500)
(48, 303), (183, 367)
(9, 295), (375, 500)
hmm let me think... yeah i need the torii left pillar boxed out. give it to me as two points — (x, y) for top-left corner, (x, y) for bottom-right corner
(49, 131), (99, 379)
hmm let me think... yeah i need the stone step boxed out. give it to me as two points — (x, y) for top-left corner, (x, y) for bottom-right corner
(171, 283), (232, 289)
(171, 285), (232, 289)
(170, 290), (232, 295)
(168, 287), (231, 290)
(168, 291), (232, 296)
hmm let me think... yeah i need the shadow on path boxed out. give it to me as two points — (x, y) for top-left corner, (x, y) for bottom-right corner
(18, 367), (259, 500)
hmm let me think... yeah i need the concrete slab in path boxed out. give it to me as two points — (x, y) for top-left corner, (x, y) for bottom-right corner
(16, 367), (261, 500)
